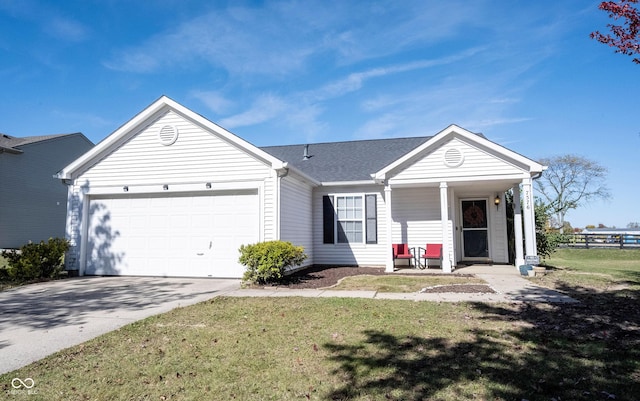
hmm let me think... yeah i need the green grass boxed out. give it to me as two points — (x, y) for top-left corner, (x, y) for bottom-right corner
(544, 247), (640, 275)
(2, 248), (640, 400)
(332, 274), (487, 292)
(538, 247), (640, 291)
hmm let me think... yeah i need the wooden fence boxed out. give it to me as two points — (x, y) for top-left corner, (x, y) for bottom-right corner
(561, 233), (640, 249)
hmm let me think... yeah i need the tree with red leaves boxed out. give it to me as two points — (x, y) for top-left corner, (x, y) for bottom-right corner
(591, 0), (640, 64)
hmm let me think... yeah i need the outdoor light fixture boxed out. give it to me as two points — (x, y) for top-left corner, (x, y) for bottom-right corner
(205, 182), (212, 189)
(123, 186), (129, 192)
(494, 194), (501, 210)
(163, 184), (169, 190)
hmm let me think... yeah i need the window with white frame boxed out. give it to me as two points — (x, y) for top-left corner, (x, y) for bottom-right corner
(336, 195), (363, 243)
(323, 194), (377, 244)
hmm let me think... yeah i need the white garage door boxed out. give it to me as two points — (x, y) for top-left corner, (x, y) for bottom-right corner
(85, 190), (259, 278)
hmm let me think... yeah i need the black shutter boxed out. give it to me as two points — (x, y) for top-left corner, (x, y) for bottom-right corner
(365, 194), (377, 244)
(323, 195), (335, 244)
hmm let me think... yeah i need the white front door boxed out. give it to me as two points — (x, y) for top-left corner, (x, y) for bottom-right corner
(460, 199), (489, 260)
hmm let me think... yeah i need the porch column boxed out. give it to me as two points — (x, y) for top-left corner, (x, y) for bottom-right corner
(439, 182), (453, 273)
(522, 178), (537, 257)
(513, 184), (525, 267)
(384, 184), (394, 272)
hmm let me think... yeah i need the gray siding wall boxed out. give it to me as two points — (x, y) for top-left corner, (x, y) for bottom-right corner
(279, 172), (314, 266)
(0, 135), (92, 248)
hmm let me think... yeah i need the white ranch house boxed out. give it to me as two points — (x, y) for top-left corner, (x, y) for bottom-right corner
(57, 96), (544, 278)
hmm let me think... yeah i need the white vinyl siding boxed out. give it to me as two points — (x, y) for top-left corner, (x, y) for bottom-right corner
(279, 173), (314, 266)
(80, 110), (272, 186)
(391, 187), (454, 262)
(313, 185), (387, 266)
(64, 183), (84, 271)
(262, 174), (277, 241)
(391, 137), (527, 184)
(489, 194), (509, 263)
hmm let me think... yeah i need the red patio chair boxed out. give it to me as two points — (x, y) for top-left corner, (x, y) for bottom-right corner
(418, 243), (442, 269)
(392, 243), (415, 269)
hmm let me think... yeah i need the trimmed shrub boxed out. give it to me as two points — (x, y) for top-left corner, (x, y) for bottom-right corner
(1, 237), (70, 281)
(239, 241), (307, 284)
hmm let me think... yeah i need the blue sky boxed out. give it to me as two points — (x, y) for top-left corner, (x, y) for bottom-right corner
(1, 0), (638, 228)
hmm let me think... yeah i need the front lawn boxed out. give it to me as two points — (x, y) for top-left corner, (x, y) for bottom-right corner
(2, 248), (639, 399)
(5, 296), (639, 400)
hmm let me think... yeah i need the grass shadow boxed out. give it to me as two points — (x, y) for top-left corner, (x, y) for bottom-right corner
(324, 282), (640, 400)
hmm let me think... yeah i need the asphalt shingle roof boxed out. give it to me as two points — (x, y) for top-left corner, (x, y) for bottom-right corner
(261, 136), (432, 182)
(0, 133), (84, 153)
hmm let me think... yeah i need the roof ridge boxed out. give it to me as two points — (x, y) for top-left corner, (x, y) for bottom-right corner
(260, 135), (432, 148)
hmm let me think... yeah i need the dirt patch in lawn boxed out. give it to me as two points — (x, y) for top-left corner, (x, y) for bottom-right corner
(420, 284), (495, 293)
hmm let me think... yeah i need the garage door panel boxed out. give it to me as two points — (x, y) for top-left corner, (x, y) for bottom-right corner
(86, 191), (258, 278)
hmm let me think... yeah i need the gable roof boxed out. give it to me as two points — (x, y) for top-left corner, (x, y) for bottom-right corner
(261, 136), (431, 183)
(373, 124), (545, 181)
(0, 133), (90, 154)
(57, 96), (289, 180)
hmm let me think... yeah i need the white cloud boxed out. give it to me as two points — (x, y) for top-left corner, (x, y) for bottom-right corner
(102, 1), (488, 77)
(190, 90), (234, 115)
(219, 94), (287, 128)
(46, 17), (88, 42)
(354, 114), (403, 139)
(51, 109), (112, 130)
(282, 104), (327, 143)
(103, 4), (320, 75)
(310, 47), (485, 101)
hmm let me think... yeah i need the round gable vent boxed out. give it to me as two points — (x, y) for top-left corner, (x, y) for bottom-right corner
(443, 148), (464, 167)
(158, 125), (178, 146)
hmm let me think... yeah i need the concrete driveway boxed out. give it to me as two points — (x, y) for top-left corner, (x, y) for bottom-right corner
(0, 276), (240, 375)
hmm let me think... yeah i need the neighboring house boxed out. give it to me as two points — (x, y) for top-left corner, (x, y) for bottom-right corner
(0, 132), (94, 249)
(56, 96), (545, 278)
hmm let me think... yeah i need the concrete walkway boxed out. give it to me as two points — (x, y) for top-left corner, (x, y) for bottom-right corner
(225, 265), (578, 304)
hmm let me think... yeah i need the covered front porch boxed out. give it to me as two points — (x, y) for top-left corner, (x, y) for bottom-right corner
(383, 177), (538, 273)
(371, 126), (544, 274)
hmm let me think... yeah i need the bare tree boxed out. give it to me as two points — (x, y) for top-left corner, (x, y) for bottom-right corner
(535, 155), (611, 232)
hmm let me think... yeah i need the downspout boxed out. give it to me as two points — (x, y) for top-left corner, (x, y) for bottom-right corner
(274, 163), (289, 240)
